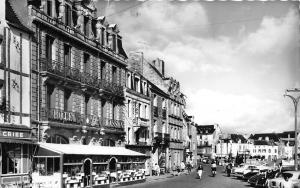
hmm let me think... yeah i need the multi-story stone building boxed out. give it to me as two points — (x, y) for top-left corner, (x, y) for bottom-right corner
(0, 0), (37, 187)
(20, 0), (147, 187)
(165, 77), (185, 168)
(196, 124), (221, 159)
(182, 113), (197, 167)
(124, 61), (152, 175)
(143, 58), (170, 172)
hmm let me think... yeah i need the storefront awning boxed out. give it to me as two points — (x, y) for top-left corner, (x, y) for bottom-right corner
(37, 143), (146, 157)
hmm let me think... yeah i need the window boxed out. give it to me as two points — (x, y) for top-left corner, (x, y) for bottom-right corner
(46, 0), (52, 16)
(112, 66), (117, 84)
(64, 44), (71, 68)
(65, 4), (72, 27)
(275, 149), (277, 153)
(102, 139), (115, 146)
(46, 35), (54, 61)
(112, 103), (118, 120)
(127, 74), (131, 88)
(46, 134), (69, 144)
(153, 94), (157, 107)
(101, 28), (105, 46)
(138, 103), (142, 118)
(144, 105), (147, 119)
(100, 61), (106, 80)
(91, 19), (97, 38)
(127, 100), (131, 117)
(84, 95), (91, 116)
(84, 16), (89, 36)
(134, 77), (140, 92)
(83, 53), (90, 73)
(47, 84), (55, 110)
(112, 34), (116, 51)
(101, 100), (106, 119)
(64, 89), (72, 111)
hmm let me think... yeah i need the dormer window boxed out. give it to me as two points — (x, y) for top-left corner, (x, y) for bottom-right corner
(65, 4), (72, 27)
(127, 73), (131, 89)
(84, 16), (89, 36)
(134, 77), (140, 93)
(46, 0), (52, 16)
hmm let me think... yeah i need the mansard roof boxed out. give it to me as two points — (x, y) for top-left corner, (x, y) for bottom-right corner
(197, 125), (215, 135)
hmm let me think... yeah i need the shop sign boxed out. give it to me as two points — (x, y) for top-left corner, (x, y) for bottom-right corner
(49, 109), (101, 127)
(0, 129), (30, 138)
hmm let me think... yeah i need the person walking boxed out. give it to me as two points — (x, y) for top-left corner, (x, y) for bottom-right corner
(172, 163), (177, 176)
(187, 162), (192, 174)
(154, 163), (160, 176)
(197, 164), (203, 179)
(180, 161), (186, 172)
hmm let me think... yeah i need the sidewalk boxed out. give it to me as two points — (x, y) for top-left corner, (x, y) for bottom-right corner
(146, 173), (174, 183)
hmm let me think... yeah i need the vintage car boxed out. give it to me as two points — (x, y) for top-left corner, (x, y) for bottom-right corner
(268, 171), (300, 188)
(232, 164), (259, 179)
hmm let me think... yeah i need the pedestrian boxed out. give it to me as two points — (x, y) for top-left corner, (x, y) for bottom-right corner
(172, 163), (177, 176)
(226, 164), (231, 177)
(180, 161), (185, 172)
(154, 163), (160, 176)
(187, 162), (192, 174)
(197, 164), (203, 179)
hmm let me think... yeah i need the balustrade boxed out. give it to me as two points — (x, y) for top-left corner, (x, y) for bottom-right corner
(40, 58), (123, 97)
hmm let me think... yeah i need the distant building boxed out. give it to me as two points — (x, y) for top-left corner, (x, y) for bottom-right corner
(196, 124), (221, 159)
(216, 134), (251, 158)
(249, 133), (279, 161)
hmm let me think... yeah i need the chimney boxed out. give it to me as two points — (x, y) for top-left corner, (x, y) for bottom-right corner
(162, 60), (165, 76)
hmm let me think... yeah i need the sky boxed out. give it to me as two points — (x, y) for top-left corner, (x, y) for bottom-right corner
(95, 0), (300, 134)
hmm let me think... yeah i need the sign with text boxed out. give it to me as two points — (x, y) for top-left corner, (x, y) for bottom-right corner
(0, 128), (31, 139)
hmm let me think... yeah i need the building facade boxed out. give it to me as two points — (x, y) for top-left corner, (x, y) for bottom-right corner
(196, 124), (221, 159)
(0, 0), (36, 187)
(25, 0), (147, 187)
(124, 66), (152, 175)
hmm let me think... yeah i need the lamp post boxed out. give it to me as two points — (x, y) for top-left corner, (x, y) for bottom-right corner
(284, 88), (300, 171)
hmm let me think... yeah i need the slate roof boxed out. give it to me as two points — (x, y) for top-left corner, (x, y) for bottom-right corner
(230, 134), (247, 143)
(197, 125), (215, 135)
(249, 133), (280, 142)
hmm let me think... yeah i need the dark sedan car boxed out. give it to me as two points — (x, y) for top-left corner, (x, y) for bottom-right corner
(255, 170), (279, 188)
(243, 171), (260, 181)
(248, 174), (264, 187)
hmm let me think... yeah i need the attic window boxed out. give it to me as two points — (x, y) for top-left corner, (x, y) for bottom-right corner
(206, 130), (208, 134)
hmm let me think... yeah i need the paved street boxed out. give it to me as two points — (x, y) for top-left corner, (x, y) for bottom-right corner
(121, 164), (249, 188)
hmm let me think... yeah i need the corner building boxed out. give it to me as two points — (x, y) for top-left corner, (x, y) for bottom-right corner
(25, 0), (146, 187)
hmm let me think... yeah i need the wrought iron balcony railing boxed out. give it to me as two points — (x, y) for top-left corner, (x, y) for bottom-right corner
(40, 58), (123, 97)
(41, 108), (124, 130)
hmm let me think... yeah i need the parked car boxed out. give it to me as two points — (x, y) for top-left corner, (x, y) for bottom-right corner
(248, 174), (265, 187)
(201, 157), (209, 164)
(268, 171), (300, 188)
(256, 170), (279, 188)
(243, 170), (260, 180)
(233, 164), (259, 179)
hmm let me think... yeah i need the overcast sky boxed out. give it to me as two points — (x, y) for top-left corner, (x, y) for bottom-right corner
(95, 0), (300, 134)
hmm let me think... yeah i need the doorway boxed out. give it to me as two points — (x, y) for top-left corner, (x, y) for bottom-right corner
(83, 159), (92, 187)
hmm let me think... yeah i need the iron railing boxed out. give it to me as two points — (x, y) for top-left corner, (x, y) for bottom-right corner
(40, 58), (123, 97)
(42, 108), (124, 129)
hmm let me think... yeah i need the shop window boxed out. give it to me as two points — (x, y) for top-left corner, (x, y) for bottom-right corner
(46, 134), (69, 144)
(2, 143), (29, 174)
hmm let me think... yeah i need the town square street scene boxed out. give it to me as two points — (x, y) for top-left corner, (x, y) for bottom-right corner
(0, 0), (299, 187)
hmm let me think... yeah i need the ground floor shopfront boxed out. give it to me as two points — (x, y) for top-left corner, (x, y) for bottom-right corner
(32, 143), (147, 188)
(0, 123), (36, 188)
(169, 142), (184, 169)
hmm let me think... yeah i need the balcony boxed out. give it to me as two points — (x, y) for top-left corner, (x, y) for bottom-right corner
(153, 106), (158, 117)
(29, 6), (127, 63)
(40, 58), (123, 97)
(41, 108), (124, 131)
(137, 117), (150, 127)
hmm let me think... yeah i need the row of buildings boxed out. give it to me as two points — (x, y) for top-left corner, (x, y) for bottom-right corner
(197, 124), (296, 163)
(0, 0), (197, 187)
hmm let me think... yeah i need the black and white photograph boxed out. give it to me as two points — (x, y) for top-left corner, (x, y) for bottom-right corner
(0, 0), (299, 187)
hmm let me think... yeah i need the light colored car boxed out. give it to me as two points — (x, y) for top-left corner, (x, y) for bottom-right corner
(268, 171), (300, 188)
(232, 164), (259, 178)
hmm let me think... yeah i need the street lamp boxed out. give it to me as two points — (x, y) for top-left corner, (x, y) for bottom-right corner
(284, 88), (300, 171)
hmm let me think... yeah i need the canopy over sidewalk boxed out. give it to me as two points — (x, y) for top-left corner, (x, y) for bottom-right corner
(36, 143), (146, 157)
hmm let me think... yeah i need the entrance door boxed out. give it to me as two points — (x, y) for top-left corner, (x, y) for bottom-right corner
(84, 159), (91, 187)
(109, 158), (116, 171)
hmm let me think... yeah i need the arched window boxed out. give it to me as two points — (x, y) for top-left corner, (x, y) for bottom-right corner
(46, 134), (69, 144)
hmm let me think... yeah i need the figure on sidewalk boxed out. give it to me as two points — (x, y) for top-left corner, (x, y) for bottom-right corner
(197, 164), (203, 179)
(172, 163), (177, 176)
(154, 163), (160, 176)
(180, 161), (185, 172)
(187, 162), (192, 174)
